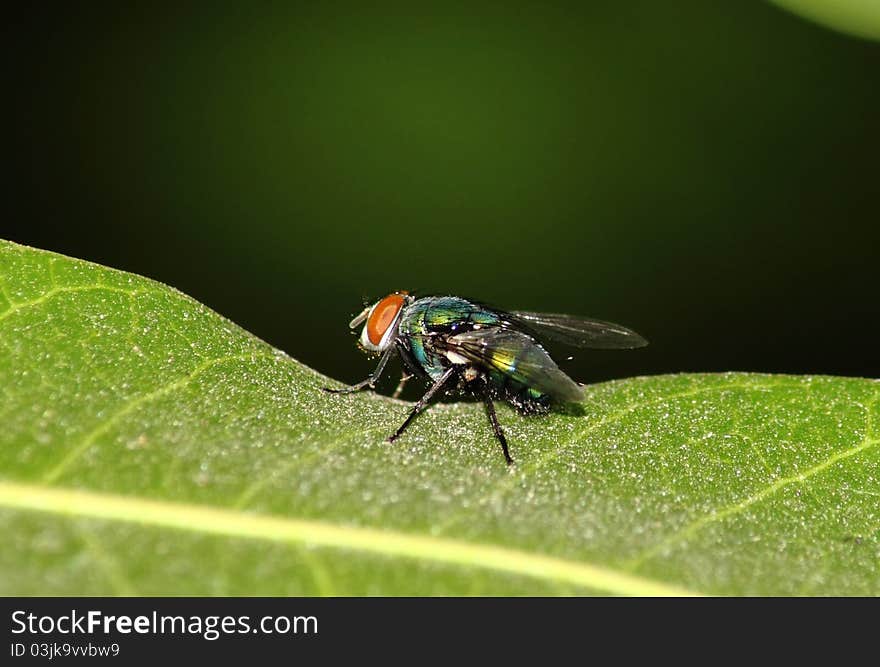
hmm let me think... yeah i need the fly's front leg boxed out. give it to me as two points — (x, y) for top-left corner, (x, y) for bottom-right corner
(388, 367), (455, 443)
(322, 349), (393, 395)
(391, 371), (412, 399)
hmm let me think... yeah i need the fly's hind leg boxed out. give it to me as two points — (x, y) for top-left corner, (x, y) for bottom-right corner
(322, 349), (393, 394)
(482, 392), (514, 466)
(388, 367), (455, 443)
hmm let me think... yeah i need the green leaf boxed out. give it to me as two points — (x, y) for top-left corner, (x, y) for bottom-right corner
(1, 239), (877, 596)
(770, 0), (880, 42)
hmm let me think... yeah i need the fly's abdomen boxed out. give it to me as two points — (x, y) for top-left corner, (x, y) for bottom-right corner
(483, 345), (551, 409)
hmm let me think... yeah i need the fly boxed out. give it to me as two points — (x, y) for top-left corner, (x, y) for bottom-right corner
(323, 292), (647, 465)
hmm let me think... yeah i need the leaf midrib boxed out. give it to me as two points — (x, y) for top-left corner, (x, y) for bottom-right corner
(0, 480), (701, 597)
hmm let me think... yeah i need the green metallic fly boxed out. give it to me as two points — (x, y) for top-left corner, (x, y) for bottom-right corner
(323, 292), (647, 465)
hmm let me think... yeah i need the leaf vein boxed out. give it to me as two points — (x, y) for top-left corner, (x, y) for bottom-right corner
(0, 285), (147, 324)
(41, 351), (275, 484)
(435, 378), (780, 535)
(0, 481), (702, 597)
(626, 435), (880, 569)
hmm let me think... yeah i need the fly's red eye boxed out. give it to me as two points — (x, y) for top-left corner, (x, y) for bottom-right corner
(367, 293), (406, 346)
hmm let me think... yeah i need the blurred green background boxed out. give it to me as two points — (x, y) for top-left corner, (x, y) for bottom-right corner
(7, 2), (880, 390)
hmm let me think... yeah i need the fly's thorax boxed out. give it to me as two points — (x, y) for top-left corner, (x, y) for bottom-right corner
(399, 296), (501, 334)
(396, 308), (445, 380)
(395, 296), (499, 380)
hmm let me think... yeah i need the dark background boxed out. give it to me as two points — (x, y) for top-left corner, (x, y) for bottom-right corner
(6, 3), (879, 392)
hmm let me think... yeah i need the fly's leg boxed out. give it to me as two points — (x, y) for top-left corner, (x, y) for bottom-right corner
(483, 392), (513, 465)
(322, 349), (393, 394)
(388, 367), (455, 443)
(390, 371), (412, 399)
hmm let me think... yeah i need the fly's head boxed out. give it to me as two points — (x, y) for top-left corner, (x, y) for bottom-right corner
(348, 291), (410, 355)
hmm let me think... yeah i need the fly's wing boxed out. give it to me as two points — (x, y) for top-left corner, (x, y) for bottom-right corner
(510, 312), (648, 350)
(448, 328), (584, 403)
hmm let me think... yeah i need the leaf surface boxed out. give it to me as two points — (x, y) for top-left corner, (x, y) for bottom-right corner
(1, 240), (877, 595)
